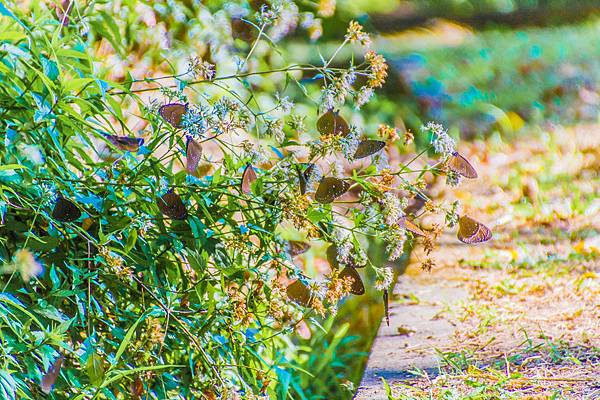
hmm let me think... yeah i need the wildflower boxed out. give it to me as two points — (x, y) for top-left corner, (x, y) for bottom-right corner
(340, 126), (361, 160)
(341, 69), (357, 91)
(446, 169), (461, 187)
(373, 151), (390, 172)
(365, 51), (388, 88)
(256, 4), (277, 26)
(445, 200), (460, 228)
(374, 267), (393, 290)
(377, 124), (398, 141)
(345, 21), (370, 47)
(305, 163), (322, 192)
(423, 122), (455, 156)
(287, 114), (306, 134)
(381, 192), (404, 225)
(1, 249), (43, 282)
(307, 18), (323, 41)
(264, 119), (285, 143)
(145, 318), (164, 346)
(159, 86), (186, 103)
(378, 169), (395, 192)
(404, 129), (414, 145)
(181, 106), (208, 138)
(98, 246), (132, 280)
(188, 57), (216, 80)
(355, 86), (374, 109)
(311, 297), (326, 317)
(275, 93), (294, 113)
(269, 1), (300, 42)
(325, 269), (353, 303)
(317, 0), (336, 17)
(383, 225), (407, 261)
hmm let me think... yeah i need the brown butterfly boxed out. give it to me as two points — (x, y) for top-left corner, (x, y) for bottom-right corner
(159, 103), (187, 128)
(185, 135), (203, 174)
(52, 197), (81, 222)
(241, 164), (257, 194)
(449, 151), (478, 179)
(354, 140), (386, 160)
(105, 135), (144, 152)
(398, 217), (428, 237)
(297, 163), (316, 195)
(286, 280), (311, 306)
(41, 354), (64, 394)
(158, 190), (187, 220)
(457, 215), (492, 244)
(315, 177), (350, 204)
(286, 240), (311, 257)
(339, 266), (365, 295)
(317, 110), (350, 137)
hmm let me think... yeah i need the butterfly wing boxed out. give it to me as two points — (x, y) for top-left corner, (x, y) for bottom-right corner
(458, 215), (491, 244)
(399, 217), (428, 237)
(52, 197), (81, 222)
(106, 135), (143, 152)
(287, 240), (310, 257)
(317, 110), (350, 137)
(286, 280), (311, 306)
(158, 191), (187, 220)
(186, 136), (203, 174)
(339, 266), (365, 295)
(159, 103), (187, 128)
(241, 164), (257, 194)
(449, 152), (478, 179)
(315, 177), (350, 203)
(41, 355), (64, 394)
(354, 140), (386, 160)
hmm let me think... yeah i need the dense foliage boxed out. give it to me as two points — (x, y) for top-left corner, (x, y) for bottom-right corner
(0, 1), (467, 398)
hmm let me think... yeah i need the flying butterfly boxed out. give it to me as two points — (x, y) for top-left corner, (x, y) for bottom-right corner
(286, 280), (311, 307)
(317, 110), (350, 137)
(339, 266), (365, 295)
(41, 354), (64, 394)
(449, 151), (478, 179)
(158, 190), (187, 220)
(315, 177), (350, 204)
(286, 240), (311, 257)
(398, 216), (428, 237)
(52, 197), (81, 222)
(159, 103), (187, 128)
(105, 135), (144, 152)
(241, 164), (257, 194)
(354, 140), (386, 160)
(185, 135), (203, 174)
(457, 215), (492, 244)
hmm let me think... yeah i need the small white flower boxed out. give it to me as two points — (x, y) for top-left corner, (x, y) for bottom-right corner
(275, 93), (294, 113)
(341, 126), (361, 160)
(423, 122), (455, 156)
(375, 267), (393, 290)
(355, 86), (374, 110)
(382, 192), (404, 225)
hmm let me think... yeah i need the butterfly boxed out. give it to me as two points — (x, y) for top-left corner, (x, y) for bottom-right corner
(159, 103), (187, 128)
(354, 140), (386, 160)
(315, 177), (350, 204)
(130, 375), (144, 398)
(398, 216), (428, 237)
(457, 215), (492, 244)
(339, 266), (365, 295)
(158, 190), (187, 220)
(52, 197), (81, 222)
(317, 110), (350, 137)
(105, 135), (144, 152)
(241, 164), (257, 194)
(297, 163), (316, 195)
(185, 135), (203, 174)
(449, 151), (478, 179)
(286, 280), (311, 306)
(286, 240), (311, 257)
(41, 354), (64, 394)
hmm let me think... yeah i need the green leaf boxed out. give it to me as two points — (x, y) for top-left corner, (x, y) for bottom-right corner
(86, 352), (105, 386)
(0, 370), (16, 400)
(112, 312), (148, 366)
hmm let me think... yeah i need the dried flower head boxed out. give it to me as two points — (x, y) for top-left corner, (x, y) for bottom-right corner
(345, 21), (370, 46)
(365, 51), (388, 88)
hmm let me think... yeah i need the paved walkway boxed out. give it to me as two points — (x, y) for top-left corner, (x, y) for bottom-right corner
(356, 125), (600, 399)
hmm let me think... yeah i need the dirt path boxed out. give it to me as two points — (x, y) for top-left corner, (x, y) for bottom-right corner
(356, 124), (600, 399)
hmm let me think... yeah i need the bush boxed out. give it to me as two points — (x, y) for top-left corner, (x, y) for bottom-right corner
(0, 1), (463, 398)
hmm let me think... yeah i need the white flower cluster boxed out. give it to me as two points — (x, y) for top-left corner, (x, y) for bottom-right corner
(341, 126), (361, 160)
(382, 192), (404, 225)
(181, 106), (208, 138)
(423, 121), (455, 156)
(384, 225), (407, 261)
(374, 267), (393, 290)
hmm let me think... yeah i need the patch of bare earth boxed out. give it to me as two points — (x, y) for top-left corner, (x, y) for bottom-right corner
(356, 124), (600, 399)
